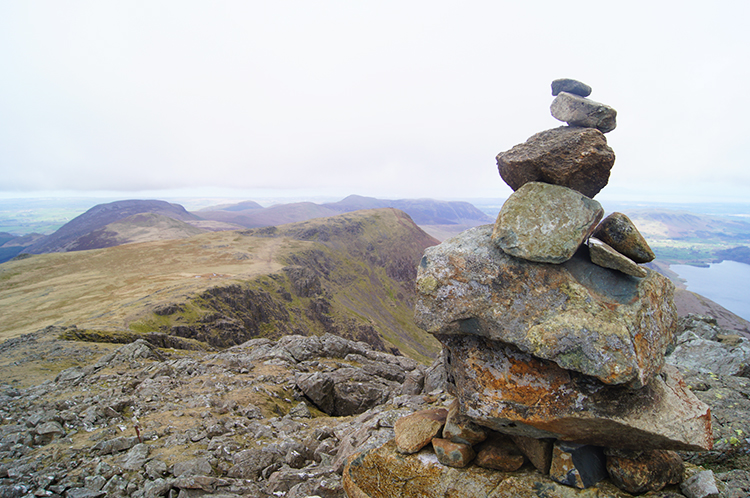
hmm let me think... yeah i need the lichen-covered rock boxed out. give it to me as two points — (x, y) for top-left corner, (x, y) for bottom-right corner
(605, 448), (683, 494)
(439, 334), (713, 452)
(549, 442), (607, 489)
(510, 435), (554, 474)
(416, 225), (678, 387)
(588, 238), (648, 278)
(592, 212), (655, 263)
(551, 92), (617, 133)
(432, 437), (475, 468)
(496, 126), (615, 198)
(442, 398), (487, 445)
(394, 408), (448, 454)
(492, 182), (603, 264)
(474, 432), (526, 472)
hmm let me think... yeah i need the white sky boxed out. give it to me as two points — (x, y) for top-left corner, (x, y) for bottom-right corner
(1, 1), (749, 203)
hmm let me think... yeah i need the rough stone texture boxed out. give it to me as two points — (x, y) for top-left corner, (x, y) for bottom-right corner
(510, 434), (554, 474)
(431, 437), (475, 468)
(394, 408), (448, 454)
(667, 326), (750, 377)
(552, 78), (592, 97)
(492, 182), (604, 264)
(549, 442), (607, 489)
(496, 126), (615, 198)
(551, 91), (617, 133)
(344, 440), (638, 497)
(416, 225), (678, 387)
(605, 448), (683, 494)
(474, 432), (526, 472)
(442, 398), (487, 445)
(588, 238), (648, 278)
(681, 470), (720, 498)
(592, 212), (655, 263)
(439, 334), (713, 452)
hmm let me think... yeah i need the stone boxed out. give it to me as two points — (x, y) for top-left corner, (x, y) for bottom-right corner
(551, 78), (592, 97)
(288, 401), (311, 419)
(173, 458), (213, 477)
(551, 92), (617, 133)
(120, 443), (149, 471)
(681, 470), (720, 498)
(394, 408), (447, 454)
(431, 437), (475, 467)
(605, 448), (683, 494)
(667, 332), (750, 377)
(492, 182), (604, 264)
(439, 334), (713, 452)
(510, 435), (554, 474)
(549, 442), (607, 489)
(592, 212), (655, 263)
(496, 126), (615, 198)
(344, 440), (635, 497)
(416, 225), (678, 387)
(474, 432), (526, 472)
(295, 368), (398, 417)
(442, 398), (487, 445)
(588, 238), (648, 278)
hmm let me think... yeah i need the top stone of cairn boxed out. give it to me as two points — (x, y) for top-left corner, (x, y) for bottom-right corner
(551, 78), (592, 97)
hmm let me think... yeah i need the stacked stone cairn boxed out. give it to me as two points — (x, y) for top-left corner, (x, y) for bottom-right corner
(394, 79), (714, 494)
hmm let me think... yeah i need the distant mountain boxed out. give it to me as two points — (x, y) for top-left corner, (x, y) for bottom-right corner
(22, 199), (202, 254)
(198, 194), (493, 231)
(0, 232), (47, 264)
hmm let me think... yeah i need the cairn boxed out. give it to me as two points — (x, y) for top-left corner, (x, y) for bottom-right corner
(344, 79), (714, 497)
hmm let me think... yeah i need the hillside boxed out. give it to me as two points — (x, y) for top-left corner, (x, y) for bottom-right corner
(0, 208), (441, 362)
(197, 195), (493, 233)
(22, 199), (203, 254)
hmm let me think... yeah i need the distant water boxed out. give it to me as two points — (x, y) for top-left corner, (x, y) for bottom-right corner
(671, 261), (750, 321)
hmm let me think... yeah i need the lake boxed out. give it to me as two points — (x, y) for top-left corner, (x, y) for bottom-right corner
(670, 260), (750, 321)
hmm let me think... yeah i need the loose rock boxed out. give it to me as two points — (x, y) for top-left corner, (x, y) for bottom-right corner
(551, 78), (592, 97)
(588, 238), (648, 277)
(550, 91), (617, 133)
(394, 408), (447, 454)
(592, 212), (655, 263)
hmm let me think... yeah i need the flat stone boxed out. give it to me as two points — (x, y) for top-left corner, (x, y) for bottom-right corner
(592, 212), (655, 263)
(438, 334), (713, 452)
(343, 440), (638, 498)
(551, 92), (617, 133)
(588, 238), (648, 278)
(681, 470), (720, 498)
(432, 437), (475, 468)
(416, 225), (678, 387)
(442, 398), (487, 445)
(510, 435), (554, 474)
(394, 408), (447, 454)
(497, 126), (615, 198)
(474, 432), (526, 472)
(492, 182), (604, 264)
(552, 78), (592, 97)
(605, 448), (683, 494)
(549, 442), (607, 489)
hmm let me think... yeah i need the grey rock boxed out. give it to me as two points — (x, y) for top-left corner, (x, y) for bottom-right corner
(145, 459), (168, 480)
(399, 368), (425, 395)
(417, 225), (678, 387)
(173, 458), (212, 477)
(551, 91), (617, 133)
(93, 436), (139, 455)
(55, 366), (88, 384)
(681, 470), (720, 498)
(64, 488), (106, 498)
(592, 212), (655, 263)
(497, 126), (615, 198)
(549, 442), (607, 489)
(84, 475), (107, 491)
(492, 182), (603, 264)
(551, 78), (592, 97)
(295, 368), (398, 416)
(287, 401), (311, 419)
(588, 238), (648, 277)
(667, 331), (750, 377)
(142, 478), (172, 498)
(227, 445), (281, 480)
(422, 352), (447, 393)
(120, 443), (149, 471)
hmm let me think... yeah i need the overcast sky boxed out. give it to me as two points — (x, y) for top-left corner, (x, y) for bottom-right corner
(1, 1), (748, 203)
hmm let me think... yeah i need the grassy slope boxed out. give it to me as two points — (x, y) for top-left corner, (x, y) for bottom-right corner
(0, 208), (440, 362)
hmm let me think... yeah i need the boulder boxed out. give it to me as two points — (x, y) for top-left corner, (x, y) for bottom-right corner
(549, 442), (607, 489)
(592, 212), (655, 263)
(551, 78), (592, 97)
(431, 438), (475, 468)
(605, 448), (683, 494)
(588, 238), (648, 278)
(442, 398), (487, 445)
(492, 182), (604, 264)
(344, 440), (639, 497)
(496, 126), (615, 198)
(394, 408), (447, 454)
(510, 435), (554, 474)
(666, 332), (750, 377)
(550, 92), (617, 133)
(416, 225), (678, 387)
(439, 334), (713, 452)
(681, 470), (720, 498)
